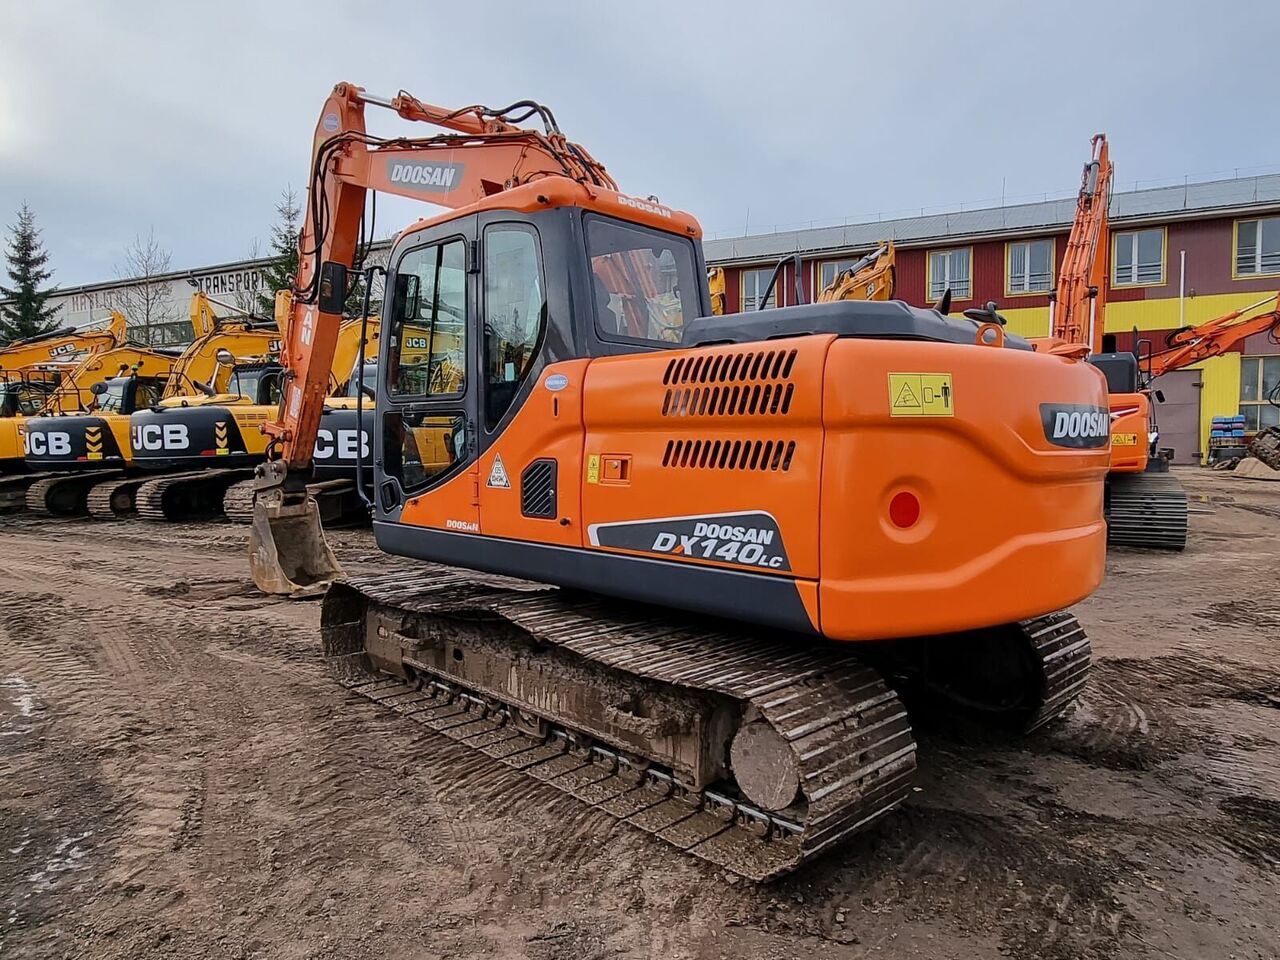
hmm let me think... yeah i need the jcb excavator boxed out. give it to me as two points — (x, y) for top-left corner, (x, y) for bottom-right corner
(249, 82), (1110, 880)
(21, 293), (281, 516)
(1040, 135), (1188, 550)
(0, 312), (131, 473)
(219, 303), (383, 524)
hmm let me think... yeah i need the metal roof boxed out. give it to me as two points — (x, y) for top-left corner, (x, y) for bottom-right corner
(704, 173), (1280, 266)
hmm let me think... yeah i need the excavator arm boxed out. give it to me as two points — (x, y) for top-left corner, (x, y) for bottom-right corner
(252, 81), (617, 595)
(1143, 292), (1280, 378)
(1052, 135), (1112, 351)
(0, 311), (129, 372)
(816, 242), (896, 303)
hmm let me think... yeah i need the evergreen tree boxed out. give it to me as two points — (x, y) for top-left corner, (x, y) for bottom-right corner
(0, 203), (59, 344)
(256, 188), (302, 315)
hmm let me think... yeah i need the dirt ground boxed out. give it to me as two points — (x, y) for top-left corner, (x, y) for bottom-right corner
(1, 467), (1277, 960)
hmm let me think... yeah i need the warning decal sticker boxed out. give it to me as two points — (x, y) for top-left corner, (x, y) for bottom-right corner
(888, 373), (954, 417)
(486, 454), (511, 488)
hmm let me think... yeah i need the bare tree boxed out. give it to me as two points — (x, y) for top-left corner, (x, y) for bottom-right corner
(113, 228), (178, 346)
(232, 237), (263, 316)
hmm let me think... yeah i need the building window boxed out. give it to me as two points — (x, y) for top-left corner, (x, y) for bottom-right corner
(741, 267), (779, 311)
(1006, 239), (1054, 294)
(818, 258), (867, 291)
(927, 248), (971, 301)
(1240, 355), (1280, 431)
(1235, 217), (1280, 277)
(1113, 228), (1164, 286)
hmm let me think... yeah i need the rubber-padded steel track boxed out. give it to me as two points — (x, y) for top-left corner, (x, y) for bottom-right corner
(1249, 427), (1280, 471)
(86, 476), (150, 519)
(24, 472), (123, 516)
(0, 472), (57, 512)
(225, 476), (364, 525)
(135, 468), (252, 521)
(1019, 611), (1092, 732)
(1106, 472), (1188, 551)
(322, 568), (918, 881)
(221, 478), (256, 523)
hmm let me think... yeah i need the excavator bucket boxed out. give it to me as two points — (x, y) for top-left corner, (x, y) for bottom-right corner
(249, 493), (342, 598)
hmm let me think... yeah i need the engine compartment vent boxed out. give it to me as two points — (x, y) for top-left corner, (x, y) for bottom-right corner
(661, 348), (798, 418)
(661, 438), (796, 472)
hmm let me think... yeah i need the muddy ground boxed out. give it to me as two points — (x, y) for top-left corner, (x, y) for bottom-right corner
(0, 467), (1277, 960)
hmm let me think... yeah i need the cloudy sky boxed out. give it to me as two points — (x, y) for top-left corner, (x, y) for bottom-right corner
(2, 0), (1275, 287)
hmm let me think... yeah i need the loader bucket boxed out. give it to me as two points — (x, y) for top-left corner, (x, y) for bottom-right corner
(249, 494), (342, 598)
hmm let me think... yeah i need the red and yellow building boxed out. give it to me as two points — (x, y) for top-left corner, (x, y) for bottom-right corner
(706, 174), (1280, 464)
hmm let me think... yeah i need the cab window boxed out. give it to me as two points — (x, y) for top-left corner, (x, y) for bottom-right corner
(388, 239), (467, 397)
(586, 216), (698, 345)
(483, 224), (546, 429)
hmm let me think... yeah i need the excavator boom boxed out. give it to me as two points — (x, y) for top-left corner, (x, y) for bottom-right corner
(1052, 134), (1111, 352)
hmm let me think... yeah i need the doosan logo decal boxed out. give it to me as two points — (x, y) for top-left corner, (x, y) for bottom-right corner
(387, 160), (464, 192)
(1040, 404), (1110, 448)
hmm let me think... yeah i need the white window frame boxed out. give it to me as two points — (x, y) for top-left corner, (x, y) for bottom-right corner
(1234, 217), (1280, 278)
(927, 247), (971, 302)
(1006, 238), (1054, 295)
(741, 267), (779, 311)
(1112, 228), (1165, 287)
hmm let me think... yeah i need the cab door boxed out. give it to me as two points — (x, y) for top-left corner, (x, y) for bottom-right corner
(375, 218), (481, 529)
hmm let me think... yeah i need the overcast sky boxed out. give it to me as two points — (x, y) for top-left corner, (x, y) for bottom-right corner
(2, 0), (1276, 287)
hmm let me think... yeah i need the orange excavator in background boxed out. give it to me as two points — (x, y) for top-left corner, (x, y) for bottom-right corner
(1041, 134), (1188, 550)
(248, 81), (1111, 880)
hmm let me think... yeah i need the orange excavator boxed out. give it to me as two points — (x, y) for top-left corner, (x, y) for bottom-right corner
(1039, 135), (1188, 550)
(249, 82), (1111, 880)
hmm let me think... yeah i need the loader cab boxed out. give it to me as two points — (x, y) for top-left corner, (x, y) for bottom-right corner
(373, 204), (708, 518)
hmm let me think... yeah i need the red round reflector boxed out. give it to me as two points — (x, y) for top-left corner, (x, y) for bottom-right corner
(889, 491), (920, 528)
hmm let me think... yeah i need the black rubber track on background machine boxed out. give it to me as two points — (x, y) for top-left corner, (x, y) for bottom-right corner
(135, 468), (253, 521)
(224, 476), (364, 526)
(24, 472), (124, 516)
(320, 568), (1092, 880)
(86, 476), (149, 519)
(1106, 472), (1189, 551)
(0, 472), (58, 512)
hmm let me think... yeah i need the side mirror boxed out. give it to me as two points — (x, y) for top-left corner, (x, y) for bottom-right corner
(89, 381), (107, 396)
(215, 348), (235, 366)
(1154, 390), (1166, 404)
(395, 274), (421, 320)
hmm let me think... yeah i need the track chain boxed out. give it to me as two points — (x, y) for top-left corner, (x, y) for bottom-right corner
(323, 569), (919, 881)
(24, 473), (122, 516)
(0, 472), (57, 512)
(1106, 472), (1188, 551)
(135, 468), (252, 522)
(1248, 427), (1280, 471)
(86, 477), (149, 519)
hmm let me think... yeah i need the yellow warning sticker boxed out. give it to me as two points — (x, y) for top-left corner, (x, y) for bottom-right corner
(586, 454), (600, 484)
(1111, 433), (1138, 446)
(888, 373), (954, 417)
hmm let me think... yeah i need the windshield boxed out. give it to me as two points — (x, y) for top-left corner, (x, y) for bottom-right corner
(585, 216), (699, 344)
(0, 380), (55, 417)
(95, 377), (132, 413)
(346, 363), (377, 398)
(228, 366), (281, 404)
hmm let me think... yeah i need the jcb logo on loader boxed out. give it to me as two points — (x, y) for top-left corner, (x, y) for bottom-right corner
(404, 336), (429, 349)
(315, 428), (370, 461)
(1040, 404), (1110, 449)
(24, 431), (71, 456)
(48, 343), (75, 358)
(132, 423), (190, 451)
